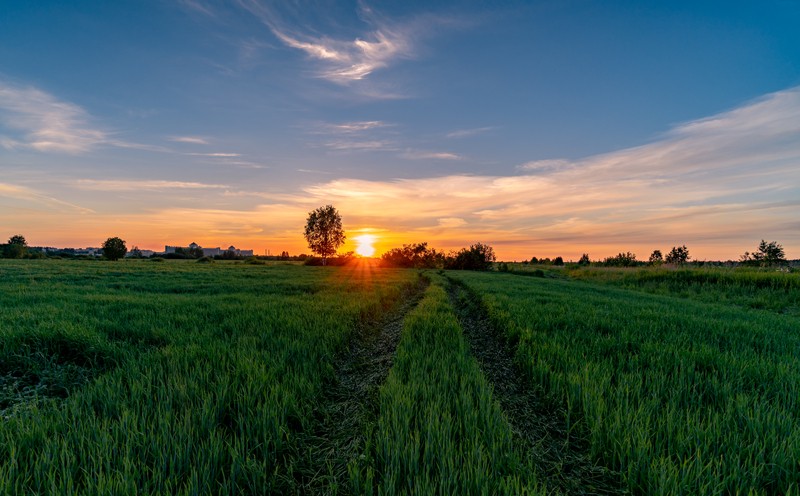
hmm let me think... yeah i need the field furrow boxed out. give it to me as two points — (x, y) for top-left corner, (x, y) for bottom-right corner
(446, 277), (621, 495)
(299, 275), (429, 494)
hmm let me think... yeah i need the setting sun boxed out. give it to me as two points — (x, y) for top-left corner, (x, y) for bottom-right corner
(354, 234), (377, 257)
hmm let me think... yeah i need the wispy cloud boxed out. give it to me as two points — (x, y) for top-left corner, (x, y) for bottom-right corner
(320, 121), (391, 133)
(324, 140), (396, 151)
(0, 81), (107, 154)
(177, 0), (216, 17)
(236, 1), (424, 84)
(0, 80), (174, 155)
(402, 150), (462, 160)
(73, 179), (229, 191)
(517, 159), (572, 173)
(0, 182), (94, 213)
(170, 136), (210, 145)
(187, 152), (242, 157)
(446, 127), (494, 139)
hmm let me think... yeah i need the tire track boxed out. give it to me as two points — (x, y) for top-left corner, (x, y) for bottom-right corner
(447, 277), (622, 495)
(301, 275), (430, 494)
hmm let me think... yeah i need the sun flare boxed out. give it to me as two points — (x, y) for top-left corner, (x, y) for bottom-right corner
(354, 234), (377, 257)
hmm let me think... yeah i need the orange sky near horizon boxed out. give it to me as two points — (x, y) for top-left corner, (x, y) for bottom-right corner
(3, 88), (800, 262)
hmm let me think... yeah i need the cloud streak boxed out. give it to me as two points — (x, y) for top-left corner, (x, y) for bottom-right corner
(236, 1), (418, 84)
(0, 81), (107, 154)
(74, 179), (229, 191)
(0, 182), (94, 213)
(170, 136), (210, 145)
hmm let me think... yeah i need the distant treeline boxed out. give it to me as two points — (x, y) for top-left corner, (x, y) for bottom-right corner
(379, 242), (496, 270)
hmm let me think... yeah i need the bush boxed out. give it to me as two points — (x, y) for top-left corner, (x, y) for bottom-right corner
(602, 252), (638, 267)
(196, 256), (214, 264)
(445, 243), (496, 271)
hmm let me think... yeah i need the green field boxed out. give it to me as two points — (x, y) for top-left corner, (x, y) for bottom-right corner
(1, 260), (798, 494)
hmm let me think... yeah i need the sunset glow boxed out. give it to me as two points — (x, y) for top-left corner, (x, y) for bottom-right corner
(1, 2), (798, 260)
(354, 234), (377, 258)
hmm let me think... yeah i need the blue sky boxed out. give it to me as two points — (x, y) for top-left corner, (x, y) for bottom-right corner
(1, 0), (799, 259)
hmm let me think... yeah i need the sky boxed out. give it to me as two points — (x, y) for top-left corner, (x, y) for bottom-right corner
(1, 0), (799, 261)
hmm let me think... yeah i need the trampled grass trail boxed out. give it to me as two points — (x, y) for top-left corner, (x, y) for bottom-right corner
(299, 275), (429, 493)
(349, 274), (547, 495)
(446, 277), (620, 495)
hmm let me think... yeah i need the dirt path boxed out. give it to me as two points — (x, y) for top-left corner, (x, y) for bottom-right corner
(300, 275), (429, 494)
(447, 277), (622, 495)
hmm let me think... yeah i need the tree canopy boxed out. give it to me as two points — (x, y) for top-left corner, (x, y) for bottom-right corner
(4, 234), (28, 258)
(303, 205), (345, 265)
(741, 240), (786, 266)
(665, 245), (690, 265)
(102, 237), (127, 261)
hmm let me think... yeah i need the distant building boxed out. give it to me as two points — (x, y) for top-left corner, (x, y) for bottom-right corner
(75, 247), (102, 257)
(164, 242), (253, 258)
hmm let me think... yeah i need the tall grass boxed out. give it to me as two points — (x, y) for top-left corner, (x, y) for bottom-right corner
(0, 259), (416, 494)
(451, 271), (800, 494)
(567, 266), (800, 315)
(349, 276), (545, 495)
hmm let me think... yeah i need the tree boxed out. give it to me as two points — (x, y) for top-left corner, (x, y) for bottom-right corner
(603, 252), (637, 267)
(741, 240), (786, 266)
(553, 256), (564, 266)
(304, 205), (345, 266)
(129, 246), (143, 258)
(5, 234), (28, 259)
(665, 245), (689, 265)
(648, 249), (663, 265)
(446, 242), (496, 270)
(102, 237), (127, 261)
(578, 253), (590, 266)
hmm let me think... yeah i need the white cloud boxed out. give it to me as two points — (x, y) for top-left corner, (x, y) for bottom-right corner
(402, 150), (462, 160)
(321, 121), (390, 133)
(0, 81), (107, 154)
(187, 152), (242, 157)
(446, 127), (494, 139)
(73, 179), (229, 191)
(236, 1), (418, 84)
(324, 140), (396, 151)
(170, 136), (210, 145)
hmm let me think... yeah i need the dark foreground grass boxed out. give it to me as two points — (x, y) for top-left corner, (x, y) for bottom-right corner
(0, 259), (417, 494)
(451, 270), (800, 494)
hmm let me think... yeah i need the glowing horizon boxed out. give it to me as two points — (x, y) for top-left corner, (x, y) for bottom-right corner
(1, 2), (799, 261)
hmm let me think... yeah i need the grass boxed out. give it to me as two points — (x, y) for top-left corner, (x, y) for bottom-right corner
(450, 270), (800, 494)
(3, 259), (799, 494)
(349, 274), (544, 495)
(565, 265), (800, 315)
(0, 259), (417, 494)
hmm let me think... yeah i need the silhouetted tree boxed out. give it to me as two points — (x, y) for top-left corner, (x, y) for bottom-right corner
(648, 249), (663, 265)
(665, 245), (689, 265)
(603, 252), (638, 267)
(578, 253), (590, 266)
(553, 256), (564, 266)
(447, 242), (496, 270)
(5, 234), (28, 259)
(741, 240), (786, 266)
(381, 242), (445, 268)
(102, 237), (127, 261)
(304, 205), (345, 266)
